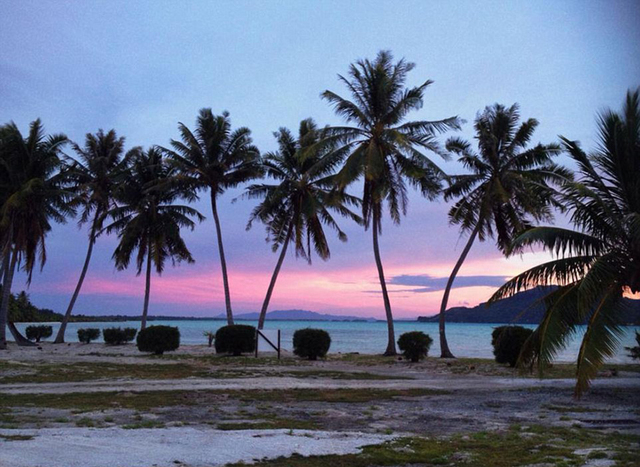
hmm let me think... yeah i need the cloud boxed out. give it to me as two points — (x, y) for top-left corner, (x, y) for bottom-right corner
(387, 274), (509, 293)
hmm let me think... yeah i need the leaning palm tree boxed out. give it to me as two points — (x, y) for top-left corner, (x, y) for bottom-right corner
(162, 109), (261, 325)
(437, 104), (569, 358)
(106, 148), (203, 330)
(0, 120), (71, 349)
(491, 89), (640, 396)
(322, 51), (461, 355)
(54, 130), (134, 343)
(243, 119), (361, 330)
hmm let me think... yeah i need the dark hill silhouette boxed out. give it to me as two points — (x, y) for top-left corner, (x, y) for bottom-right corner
(418, 286), (640, 325)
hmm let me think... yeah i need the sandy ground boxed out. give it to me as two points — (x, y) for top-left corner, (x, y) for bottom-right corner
(0, 427), (393, 467)
(1, 343), (639, 466)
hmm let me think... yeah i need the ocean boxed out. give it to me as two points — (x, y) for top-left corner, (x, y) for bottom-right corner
(14, 320), (640, 364)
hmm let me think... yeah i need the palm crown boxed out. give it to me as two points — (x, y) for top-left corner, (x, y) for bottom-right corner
(107, 148), (203, 275)
(445, 103), (570, 250)
(492, 89), (640, 396)
(243, 119), (361, 330)
(322, 50), (461, 229)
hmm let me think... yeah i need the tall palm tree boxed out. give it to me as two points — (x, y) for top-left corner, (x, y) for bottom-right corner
(0, 120), (71, 349)
(106, 148), (203, 330)
(54, 130), (134, 343)
(491, 89), (640, 396)
(162, 109), (261, 325)
(437, 104), (569, 358)
(243, 119), (361, 330)
(322, 50), (461, 355)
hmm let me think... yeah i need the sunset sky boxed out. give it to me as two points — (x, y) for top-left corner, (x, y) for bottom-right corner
(1, 1), (639, 319)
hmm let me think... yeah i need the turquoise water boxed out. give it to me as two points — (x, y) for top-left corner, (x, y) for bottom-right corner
(14, 320), (640, 364)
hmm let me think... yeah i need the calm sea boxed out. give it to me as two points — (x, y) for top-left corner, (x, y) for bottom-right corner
(14, 320), (640, 364)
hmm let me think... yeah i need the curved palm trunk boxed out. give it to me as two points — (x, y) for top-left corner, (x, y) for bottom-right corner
(258, 223), (294, 330)
(211, 194), (234, 325)
(141, 247), (152, 331)
(54, 225), (97, 344)
(372, 209), (396, 356)
(438, 226), (480, 358)
(0, 249), (18, 350)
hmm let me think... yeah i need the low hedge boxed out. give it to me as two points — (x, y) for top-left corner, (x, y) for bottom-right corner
(136, 325), (180, 355)
(491, 325), (533, 367)
(215, 325), (255, 356)
(293, 328), (331, 360)
(397, 331), (433, 362)
(103, 327), (137, 345)
(77, 328), (101, 344)
(25, 325), (53, 343)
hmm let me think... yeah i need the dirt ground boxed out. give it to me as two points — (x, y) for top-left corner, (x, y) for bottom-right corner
(1, 343), (639, 466)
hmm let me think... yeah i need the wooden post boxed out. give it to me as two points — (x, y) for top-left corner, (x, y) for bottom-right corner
(277, 329), (281, 360)
(255, 329), (258, 358)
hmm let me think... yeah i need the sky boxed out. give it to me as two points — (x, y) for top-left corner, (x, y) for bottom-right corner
(1, 1), (639, 319)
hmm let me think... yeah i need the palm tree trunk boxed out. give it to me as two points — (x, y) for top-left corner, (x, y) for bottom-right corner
(372, 208), (396, 356)
(0, 248), (18, 350)
(54, 224), (97, 344)
(438, 225), (480, 358)
(258, 222), (293, 330)
(141, 247), (152, 331)
(211, 193), (234, 325)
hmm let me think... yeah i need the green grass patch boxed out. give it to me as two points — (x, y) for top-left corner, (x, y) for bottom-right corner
(0, 434), (34, 441)
(225, 426), (640, 467)
(122, 419), (166, 429)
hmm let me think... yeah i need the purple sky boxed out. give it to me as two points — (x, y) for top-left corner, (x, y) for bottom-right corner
(1, 1), (639, 318)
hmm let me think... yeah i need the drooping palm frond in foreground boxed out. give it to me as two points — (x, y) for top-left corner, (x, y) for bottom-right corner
(491, 89), (640, 396)
(322, 50), (461, 355)
(106, 148), (204, 330)
(54, 130), (134, 343)
(438, 104), (570, 358)
(162, 109), (261, 325)
(0, 120), (71, 349)
(242, 119), (362, 330)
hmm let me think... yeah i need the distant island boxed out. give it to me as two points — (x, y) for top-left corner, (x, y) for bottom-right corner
(217, 309), (375, 322)
(418, 286), (640, 325)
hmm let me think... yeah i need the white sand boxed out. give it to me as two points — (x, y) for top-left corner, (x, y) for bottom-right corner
(0, 427), (393, 467)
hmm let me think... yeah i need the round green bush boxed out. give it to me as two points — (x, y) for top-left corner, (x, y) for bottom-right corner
(25, 325), (53, 342)
(103, 327), (137, 345)
(215, 324), (256, 356)
(77, 328), (101, 344)
(136, 325), (180, 355)
(491, 325), (534, 367)
(293, 328), (331, 360)
(397, 331), (433, 362)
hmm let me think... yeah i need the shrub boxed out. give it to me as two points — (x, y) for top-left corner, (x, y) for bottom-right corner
(626, 331), (640, 360)
(491, 325), (534, 367)
(215, 325), (255, 356)
(136, 325), (180, 355)
(103, 327), (137, 345)
(293, 328), (331, 360)
(203, 330), (215, 348)
(397, 331), (433, 362)
(25, 325), (53, 342)
(77, 328), (101, 344)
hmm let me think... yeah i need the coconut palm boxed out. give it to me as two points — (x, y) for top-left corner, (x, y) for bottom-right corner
(491, 89), (640, 396)
(322, 50), (461, 355)
(0, 120), (71, 349)
(243, 119), (361, 330)
(54, 130), (134, 343)
(437, 104), (570, 358)
(106, 147), (203, 330)
(162, 109), (260, 325)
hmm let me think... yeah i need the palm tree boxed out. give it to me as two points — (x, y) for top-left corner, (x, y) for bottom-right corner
(54, 130), (134, 343)
(106, 147), (203, 330)
(0, 120), (71, 349)
(322, 51), (461, 355)
(437, 104), (569, 358)
(491, 89), (640, 396)
(243, 119), (361, 330)
(162, 109), (260, 325)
